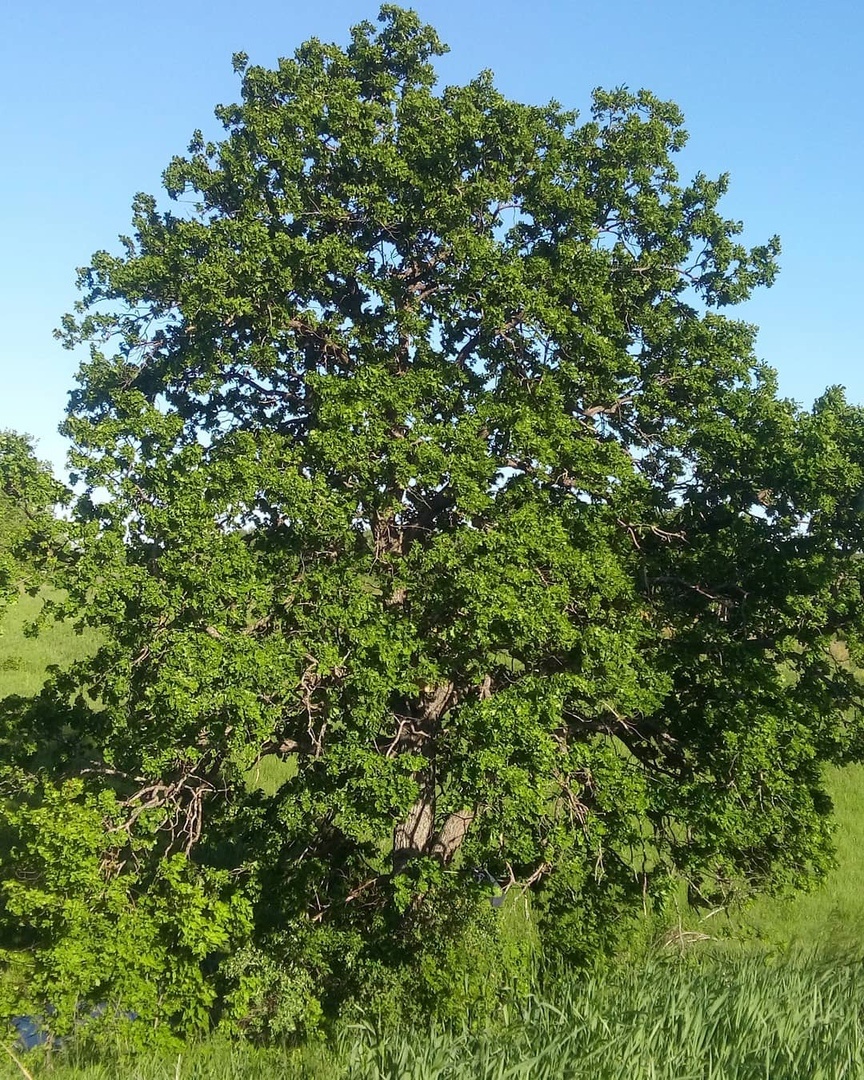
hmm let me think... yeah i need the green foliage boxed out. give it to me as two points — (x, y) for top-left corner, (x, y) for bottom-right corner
(5, 1), (864, 1039)
(0, 772), (251, 1044)
(336, 885), (540, 1029)
(697, 761), (864, 952)
(0, 432), (66, 622)
(217, 944), (324, 1042)
(8, 953), (864, 1078)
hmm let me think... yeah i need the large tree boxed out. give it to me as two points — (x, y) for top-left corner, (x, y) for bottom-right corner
(5, 4), (864, 1035)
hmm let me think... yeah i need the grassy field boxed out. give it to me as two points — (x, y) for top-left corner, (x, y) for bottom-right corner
(4, 594), (864, 1076)
(739, 763), (864, 951)
(652, 762), (864, 957)
(0, 590), (100, 699)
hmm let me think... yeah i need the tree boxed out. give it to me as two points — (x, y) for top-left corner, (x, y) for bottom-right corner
(0, 431), (65, 619)
(6, 4), (864, 1034)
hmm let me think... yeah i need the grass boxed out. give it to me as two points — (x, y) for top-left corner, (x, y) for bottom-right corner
(736, 763), (864, 951)
(4, 952), (864, 1078)
(243, 755), (296, 796)
(0, 1041), (339, 1080)
(0, 590), (100, 699)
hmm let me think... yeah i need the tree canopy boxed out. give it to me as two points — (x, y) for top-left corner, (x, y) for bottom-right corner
(5, 4), (864, 1038)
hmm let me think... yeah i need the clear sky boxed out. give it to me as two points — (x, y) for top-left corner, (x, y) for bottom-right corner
(2, 0), (862, 474)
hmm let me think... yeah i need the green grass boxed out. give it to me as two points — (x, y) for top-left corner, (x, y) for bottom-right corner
(244, 755), (296, 796)
(6, 952), (864, 1078)
(735, 763), (864, 951)
(0, 590), (100, 699)
(0, 1040), (339, 1080)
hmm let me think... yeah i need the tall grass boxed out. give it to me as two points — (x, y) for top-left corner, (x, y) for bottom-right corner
(5, 952), (864, 1079)
(343, 953), (864, 1079)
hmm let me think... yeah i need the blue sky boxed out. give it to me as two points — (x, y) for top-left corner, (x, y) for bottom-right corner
(2, 0), (862, 473)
